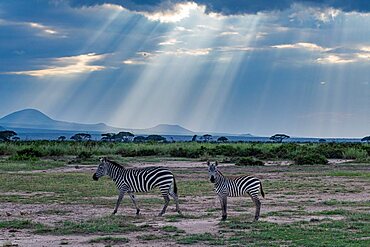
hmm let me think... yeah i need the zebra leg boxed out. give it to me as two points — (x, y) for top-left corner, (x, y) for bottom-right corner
(252, 196), (261, 221)
(169, 191), (181, 214)
(113, 191), (125, 215)
(158, 194), (170, 216)
(219, 196), (228, 221)
(128, 193), (140, 215)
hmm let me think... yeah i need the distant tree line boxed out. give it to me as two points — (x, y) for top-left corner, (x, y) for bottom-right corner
(1, 129), (370, 144)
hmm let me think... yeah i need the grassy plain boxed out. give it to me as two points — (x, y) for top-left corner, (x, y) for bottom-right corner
(0, 141), (369, 246)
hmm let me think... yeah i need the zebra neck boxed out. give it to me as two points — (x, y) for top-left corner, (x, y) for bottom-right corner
(107, 163), (124, 181)
(214, 171), (225, 186)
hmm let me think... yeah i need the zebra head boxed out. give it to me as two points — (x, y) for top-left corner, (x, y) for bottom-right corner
(93, 157), (108, 181)
(207, 161), (218, 183)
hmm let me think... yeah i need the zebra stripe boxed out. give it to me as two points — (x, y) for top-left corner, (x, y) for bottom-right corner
(93, 158), (181, 216)
(208, 161), (265, 221)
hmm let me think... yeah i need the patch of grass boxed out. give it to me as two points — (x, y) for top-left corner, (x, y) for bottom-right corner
(89, 236), (129, 244)
(327, 171), (370, 179)
(35, 216), (148, 234)
(0, 220), (46, 231)
(36, 209), (71, 215)
(0, 160), (65, 172)
(321, 200), (370, 207)
(137, 234), (165, 241)
(161, 225), (185, 233)
(221, 214), (370, 247)
(177, 233), (224, 245)
(165, 214), (206, 222)
(177, 180), (213, 196)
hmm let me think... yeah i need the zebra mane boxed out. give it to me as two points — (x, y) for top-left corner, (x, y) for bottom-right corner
(217, 170), (225, 177)
(107, 159), (124, 169)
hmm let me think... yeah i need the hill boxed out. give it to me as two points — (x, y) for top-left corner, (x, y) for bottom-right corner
(0, 109), (195, 135)
(0, 109), (116, 132)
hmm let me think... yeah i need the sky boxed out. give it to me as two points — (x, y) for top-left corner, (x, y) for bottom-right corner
(0, 0), (369, 138)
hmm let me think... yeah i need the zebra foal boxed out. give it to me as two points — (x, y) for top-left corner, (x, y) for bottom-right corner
(93, 157), (181, 216)
(207, 161), (265, 221)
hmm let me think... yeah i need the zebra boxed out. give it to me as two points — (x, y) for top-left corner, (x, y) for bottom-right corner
(93, 157), (181, 216)
(207, 161), (265, 221)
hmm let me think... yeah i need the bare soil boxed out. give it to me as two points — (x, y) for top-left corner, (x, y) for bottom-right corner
(1, 160), (369, 246)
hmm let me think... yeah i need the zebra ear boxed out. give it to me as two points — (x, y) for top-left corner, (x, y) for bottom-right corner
(215, 161), (218, 166)
(99, 157), (107, 163)
(207, 160), (210, 166)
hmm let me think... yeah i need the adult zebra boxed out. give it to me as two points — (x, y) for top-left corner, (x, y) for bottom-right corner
(207, 161), (265, 221)
(93, 157), (181, 216)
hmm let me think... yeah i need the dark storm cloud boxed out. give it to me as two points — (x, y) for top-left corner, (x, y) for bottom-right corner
(68, 0), (370, 14)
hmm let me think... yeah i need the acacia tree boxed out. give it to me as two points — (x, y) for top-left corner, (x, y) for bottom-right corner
(270, 134), (290, 143)
(101, 133), (115, 142)
(57, 136), (66, 141)
(203, 134), (212, 142)
(361, 136), (370, 143)
(133, 136), (146, 143)
(70, 133), (91, 141)
(146, 135), (166, 142)
(217, 136), (228, 143)
(114, 132), (134, 142)
(191, 135), (197, 142)
(0, 130), (17, 141)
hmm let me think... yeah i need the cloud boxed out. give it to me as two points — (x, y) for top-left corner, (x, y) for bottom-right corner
(28, 22), (58, 35)
(159, 48), (212, 56)
(138, 2), (204, 23)
(5, 53), (107, 77)
(271, 42), (328, 51)
(219, 31), (239, 36)
(0, 18), (60, 36)
(69, 1), (370, 15)
(122, 59), (146, 65)
(159, 38), (182, 46)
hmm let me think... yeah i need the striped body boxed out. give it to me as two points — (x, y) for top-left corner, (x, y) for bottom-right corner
(109, 166), (175, 196)
(214, 172), (263, 199)
(93, 158), (181, 216)
(208, 161), (264, 221)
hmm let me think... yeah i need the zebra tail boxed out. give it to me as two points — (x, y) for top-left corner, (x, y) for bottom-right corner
(260, 182), (265, 198)
(173, 177), (178, 195)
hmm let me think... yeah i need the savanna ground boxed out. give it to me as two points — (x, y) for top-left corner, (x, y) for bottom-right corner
(0, 142), (369, 246)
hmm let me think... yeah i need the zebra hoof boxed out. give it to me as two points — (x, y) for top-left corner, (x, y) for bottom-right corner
(112, 210), (117, 215)
(136, 209), (140, 215)
(221, 215), (227, 221)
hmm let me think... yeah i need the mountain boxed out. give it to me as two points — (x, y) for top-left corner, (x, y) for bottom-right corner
(135, 124), (194, 135)
(0, 109), (117, 132)
(238, 133), (254, 137)
(0, 109), (195, 135)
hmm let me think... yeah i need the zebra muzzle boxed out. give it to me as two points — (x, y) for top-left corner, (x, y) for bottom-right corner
(92, 173), (99, 181)
(210, 176), (215, 183)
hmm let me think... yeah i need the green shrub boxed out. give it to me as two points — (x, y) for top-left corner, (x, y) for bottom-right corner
(46, 147), (65, 156)
(294, 153), (328, 165)
(77, 151), (92, 160)
(136, 148), (157, 156)
(236, 157), (264, 166)
(344, 148), (368, 161)
(316, 144), (344, 159)
(269, 144), (298, 159)
(9, 147), (43, 161)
